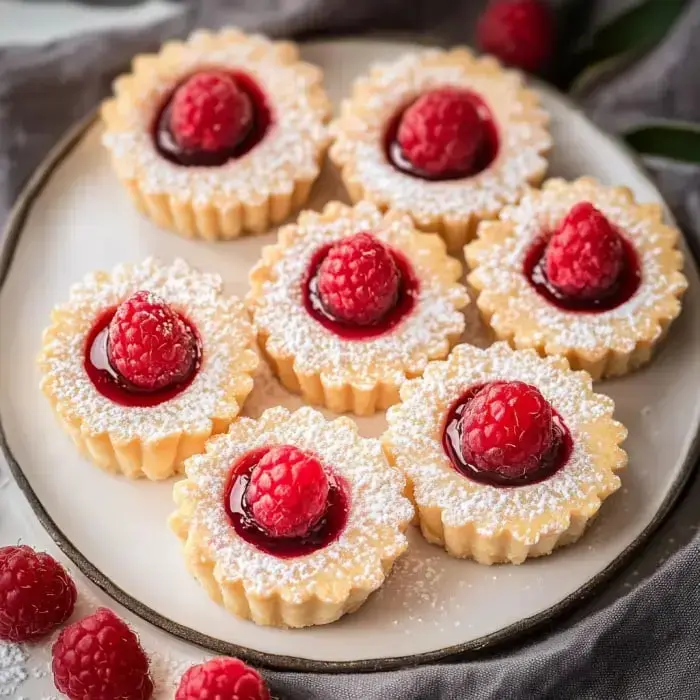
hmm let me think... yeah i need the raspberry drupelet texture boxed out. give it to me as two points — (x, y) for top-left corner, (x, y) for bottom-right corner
(170, 70), (253, 152)
(175, 657), (271, 700)
(397, 88), (485, 177)
(245, 445), (330, 538)
(316, 231), (401, 326)
(477, 0), (555, 73)
(107, 290), (198, 392)
(52, 607), (153, 700)
(0, 545), (77, 642)
(545, 201), (624, 300)
(460, 381), (554, 479)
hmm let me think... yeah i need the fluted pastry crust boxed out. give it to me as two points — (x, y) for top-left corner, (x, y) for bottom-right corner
(169, 406), (413, 627)
(247, 201), (469, 415)
(330, 48), (551, 252)
(38, 258), (258, 480)
(465, 177), (688, 379)
(383, 343), (627, 565)
(101, 28), (331, 240)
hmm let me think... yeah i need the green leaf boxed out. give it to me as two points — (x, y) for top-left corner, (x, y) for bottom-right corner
(564, 0), (690, 90)
(587, 0), (689, 61)
(624, 122), (700, 164)
(568, 52), (635, 96)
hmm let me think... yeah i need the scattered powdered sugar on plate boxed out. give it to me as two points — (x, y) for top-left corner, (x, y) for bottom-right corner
(0, 644), (28, 697)
(330, 50), (551, 222)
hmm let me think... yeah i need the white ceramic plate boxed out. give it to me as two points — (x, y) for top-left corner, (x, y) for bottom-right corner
(1, 38), (699, 672)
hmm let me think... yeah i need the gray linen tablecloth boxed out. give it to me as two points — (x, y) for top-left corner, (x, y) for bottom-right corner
(2, 2), (700, 698)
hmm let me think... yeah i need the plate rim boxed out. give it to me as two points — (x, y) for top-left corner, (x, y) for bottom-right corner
(1, 37), (699, 674)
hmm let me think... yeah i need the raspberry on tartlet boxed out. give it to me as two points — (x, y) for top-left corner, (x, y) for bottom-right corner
(245, 445), (330, 539)
(397, 88), (485, 177)
(329, 48), (551, 253)
(384, 342), (627, 564)
(170, 70), (253, 153)
(101, 29), (331, 240)
(316, 231), (401, 326)
(248, 202), (468, 415)
(460, 381), (554, 479)
(545, 202), (624, 301)
(108, 290), (198, 392)
(39, 258), (258, 480)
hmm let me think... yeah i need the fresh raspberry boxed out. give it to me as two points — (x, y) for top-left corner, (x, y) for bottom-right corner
(316, 232), (400, 326)
(0, 545), (76, 642)
(170, 70), (252, 152)
(108, 290), (197, 391)
(477, 0), (555, 73)
(175, 657), (270, 700)
(461, 381), (553, 479)
(245, 445), (330, 539)
(397, 88), (485, 177)
(52, 608), (153, 700)
(545, 202), (624, 300)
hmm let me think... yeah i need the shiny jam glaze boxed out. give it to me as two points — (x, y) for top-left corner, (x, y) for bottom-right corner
(524, 233), (642, 313)
(384, 89), (500, 181)
(84, 307), (201, 407)
(224, 447), (350, 558)
(442, 383), (573, 487)
(153, 71), (273, 167)
(302, 243), (420, 340)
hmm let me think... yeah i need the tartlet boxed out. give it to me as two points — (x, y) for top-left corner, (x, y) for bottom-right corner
(38, 258), (258, 480)
(384, 342), (627, 564)
(466, 177), (687, 379)
(170, 406), (413, 627)
(330, 48), (551, 252)
(247, 201), (469, 415)
(101, 28), (331, 240)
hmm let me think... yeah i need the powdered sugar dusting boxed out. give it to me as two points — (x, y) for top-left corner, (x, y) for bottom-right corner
(249, 201), (468, 386)
(385, 343), (626, 543)
(175, 406), (414, 599)
(467, 179), (687, 352)
(102, 30), (329, 206)
(330, 50), (551, 221)
(0, 644), (28, 697)
(38, 258), (257, 442)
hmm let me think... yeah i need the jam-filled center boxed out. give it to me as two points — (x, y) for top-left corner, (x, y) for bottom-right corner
(524, 201), (642, 313)
(224, 446), (350, 558)
(442, 381), (572, 488)
(84, 293), (202, 408)
(302, 231), (420, 340)
(385, 87), (499, 181)
(154, 69), (272, 167)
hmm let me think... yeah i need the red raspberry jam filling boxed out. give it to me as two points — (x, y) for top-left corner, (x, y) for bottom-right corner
(385, 87), (499, 181)
(224, 446), (350, 558)
(84, 297), (202, 408)
(524, 202), (641, 312)
(303, 232), (420, 340)
(442, 381), (572, 487)
(154, 70), (272, 167)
